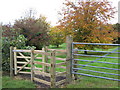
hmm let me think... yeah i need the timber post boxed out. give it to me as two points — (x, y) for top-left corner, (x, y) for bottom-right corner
(45, 46), (49, 73)
(42, 47), (45, 72)
(66, 35), (73, 84)
(10, 46), (14, 78)
(31, 48), (34, 82)
(14, 47), (17, 75)
(50, 50), (56, 88)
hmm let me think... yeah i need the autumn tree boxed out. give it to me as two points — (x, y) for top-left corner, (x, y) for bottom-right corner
(58, 0), (118, 53)
(14, 15), (50, 49)
(49, 26), (64, 48)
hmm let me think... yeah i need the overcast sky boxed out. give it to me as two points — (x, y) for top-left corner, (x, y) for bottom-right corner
(0, 0), (119, 26)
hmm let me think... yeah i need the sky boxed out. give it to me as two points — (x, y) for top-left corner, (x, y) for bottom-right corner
(0, 0), (119, 26)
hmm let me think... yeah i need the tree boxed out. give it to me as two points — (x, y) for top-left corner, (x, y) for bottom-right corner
(49, 26), (64, 48)
(58, 0), (118, 53)
(14, 15), (50, 49)
(113, 23), (120, 44)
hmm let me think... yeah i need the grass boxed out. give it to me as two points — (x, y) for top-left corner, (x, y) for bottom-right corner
(2, 76), (36, 88)
(66, 76), (119, 88)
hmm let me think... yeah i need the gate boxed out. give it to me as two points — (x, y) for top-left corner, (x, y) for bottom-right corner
(71, 42), (120, 81)
(10, 47), (67, 88)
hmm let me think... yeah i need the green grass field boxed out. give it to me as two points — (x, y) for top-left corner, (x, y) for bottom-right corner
(2, 76), (36, 88)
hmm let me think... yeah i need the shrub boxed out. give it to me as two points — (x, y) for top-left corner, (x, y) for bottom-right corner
(2, 35), (27, 71)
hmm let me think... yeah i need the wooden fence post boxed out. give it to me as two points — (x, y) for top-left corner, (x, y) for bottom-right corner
(14, 47), (17, 75)
(31, 48), (34, 82)
(66, 35), (73, 84)
(42, 47), (45, 72)
(10, 46), (14, 78)
(50, 50), (56, 88)
(45, 46), (49, 73)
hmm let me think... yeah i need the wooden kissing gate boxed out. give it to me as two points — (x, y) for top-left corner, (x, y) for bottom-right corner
(10, 36), (73, 88)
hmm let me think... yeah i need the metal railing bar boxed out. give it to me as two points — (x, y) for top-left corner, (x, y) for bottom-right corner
(72, 64), (120, 70)
(73, 49), (120, 54)
(73, 54), (120, 59)
(72, 42), (120, 46)
(73, 59), (119, 65)
(72, 68), (120, 76)
(72, 72), (120, 81)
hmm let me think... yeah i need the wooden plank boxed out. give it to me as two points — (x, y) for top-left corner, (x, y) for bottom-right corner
(56, 62), (66, 67)
(56, 79), (66, 86)
(34, 50), (51, 56)
(35, 57), (42, 59)
(14, 47), (17, 75)
(56, 57), (66, 61)
(31, 48), (34, 82)
(59, 66), (66, 69)
(50, 50), (56, 88)
(34, 70), (50, 77)
(56, 72), (66, 76)
(10, 46), (14, 78)
(17, 56), (31, 59)
(48, 56), (66, 61)
(17, 66), (31, 69)
(34, 67), (43, 70)
(18, 52), (29, 62)
(66, 35), (73, 83)
(13, 49), (31, 52)
(48, 49), (66, 52)
(19, 71), (31, 74)
(17, 62), (27, 64)
(34, 61), (51, 67)
(34, 77), (51, 86)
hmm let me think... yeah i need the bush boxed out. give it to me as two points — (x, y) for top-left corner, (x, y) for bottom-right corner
(2, 35), (27, 71)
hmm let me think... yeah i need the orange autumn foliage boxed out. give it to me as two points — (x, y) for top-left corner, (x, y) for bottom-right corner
(58, 0), (118, 49)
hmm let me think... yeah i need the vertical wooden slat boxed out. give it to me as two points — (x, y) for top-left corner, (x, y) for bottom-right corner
(42, 47), (45, 72)
(50, 50), (56, 88)
(14, 47), (17, 75)
(10, 46), (14, 78)
(45, 46), (49, 73)
(31, 48), (34, 82)
(66, 35), (73, 84)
